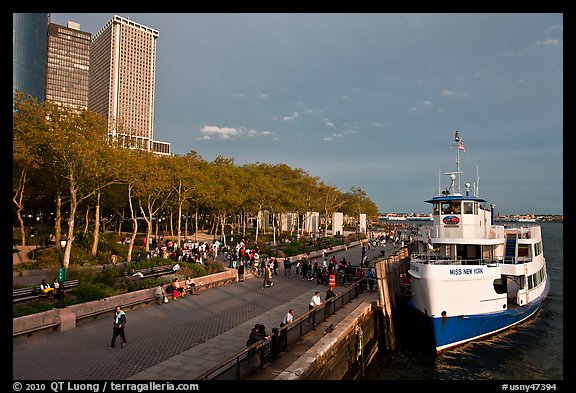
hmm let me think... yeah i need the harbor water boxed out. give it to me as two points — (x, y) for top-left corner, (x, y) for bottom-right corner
(364, 221), (563, 380)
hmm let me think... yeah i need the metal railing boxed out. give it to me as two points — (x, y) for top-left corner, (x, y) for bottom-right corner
(196, 278), (368, 380)
(410, 253), (503, 266)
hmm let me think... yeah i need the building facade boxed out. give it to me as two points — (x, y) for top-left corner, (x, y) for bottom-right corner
(89, 15), (159, 151)
(45, 21), (91, 111)
(13, 13), (49, 102)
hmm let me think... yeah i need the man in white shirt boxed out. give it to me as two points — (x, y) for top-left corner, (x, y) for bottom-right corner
(309, 291), (322, 310)
(280, 309), (295, 327)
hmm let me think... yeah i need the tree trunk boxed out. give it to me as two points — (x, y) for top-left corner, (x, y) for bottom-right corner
(177, 200), (183, 246)
(91, 191), (101, 256)
(194, 206), (199, 242)
(13, 170), (27, 263)
(55, 191), (62, 248)
(63, 173), (78, 269)
(144, 209), (153, 253)
(126, 184), (137, 262)
(84, 206), (90, 234)
(184, 207), (189, 240)
(220, 212), (227, 247)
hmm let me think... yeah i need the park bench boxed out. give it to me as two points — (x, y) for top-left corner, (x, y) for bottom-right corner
(125, 265), (174, 279)
(13, 279), (79, 304)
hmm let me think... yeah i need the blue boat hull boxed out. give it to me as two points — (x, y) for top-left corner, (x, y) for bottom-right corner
(408, 275), (550, 352)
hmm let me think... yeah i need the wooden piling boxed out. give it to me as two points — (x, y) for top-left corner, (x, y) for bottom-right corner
(375, 257), (396, 351)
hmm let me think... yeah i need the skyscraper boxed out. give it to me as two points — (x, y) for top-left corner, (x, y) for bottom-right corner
(89, 15), (161, 152)
(46, 21), (91, 111)
(13, 13), (49, 102)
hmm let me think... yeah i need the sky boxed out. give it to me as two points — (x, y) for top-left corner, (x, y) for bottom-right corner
(49, 13), (563, 215)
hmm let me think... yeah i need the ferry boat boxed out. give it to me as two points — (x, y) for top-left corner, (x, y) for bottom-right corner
(407, 130), (550, 353)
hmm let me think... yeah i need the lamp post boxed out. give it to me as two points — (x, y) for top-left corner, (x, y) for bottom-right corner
(55, 237), (68, 308)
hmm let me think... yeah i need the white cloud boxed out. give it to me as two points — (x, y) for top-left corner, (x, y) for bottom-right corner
(340, 95), (350, 101)
(323, 129), (357, 142)
(421, 100), (433, 106)
(256, 93), (269, 99)
(535, 39), (562, 47)
(282, 112), (299, 121)
(198, 125), (272, 140)
(199, 126), (238, 139)
(325, 121), (335, 128)
(441, 89), (457, 96)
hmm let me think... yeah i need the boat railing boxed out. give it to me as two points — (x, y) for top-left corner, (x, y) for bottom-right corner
(411, 253), (503, 266)
(502, 256), (533, 265)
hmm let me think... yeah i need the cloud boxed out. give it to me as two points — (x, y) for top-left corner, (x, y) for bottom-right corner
(441, 89), (457, 96)
(199, 126), (238, 140)
(323, 129), (357, 142)
(198, 125), (272, 140)
(256, 93), (269, 99)
(325, 121), (335, 128)
(421, 100), (433, 106)
(535, 39), (562, 47)
(282, 112), (299, 121)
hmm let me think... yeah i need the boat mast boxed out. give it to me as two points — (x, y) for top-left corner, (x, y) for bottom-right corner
(444, 130), (463, 195)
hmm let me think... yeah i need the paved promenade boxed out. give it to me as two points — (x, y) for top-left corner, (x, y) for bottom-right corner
(13, 243), (392, 380)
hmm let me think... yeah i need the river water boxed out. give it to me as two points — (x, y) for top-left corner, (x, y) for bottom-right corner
(363, 221), (563, 381)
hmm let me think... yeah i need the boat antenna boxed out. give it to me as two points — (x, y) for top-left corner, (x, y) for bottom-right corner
(444, 129), (463, 195)
(476, 165), (480, 196)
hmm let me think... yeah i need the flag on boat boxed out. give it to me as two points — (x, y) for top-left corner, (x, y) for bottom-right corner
(458, 141), (465, 151)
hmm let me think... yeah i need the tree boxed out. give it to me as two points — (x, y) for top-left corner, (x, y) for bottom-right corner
(44, 103), (111, 268)
(13, 92), (43, 262)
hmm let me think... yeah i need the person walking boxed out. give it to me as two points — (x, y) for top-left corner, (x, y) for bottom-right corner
(237, 261), (245, 282)
(284, 257), (292, 277)
(262, 262), (273, 288)
(109, 306), (127, 349)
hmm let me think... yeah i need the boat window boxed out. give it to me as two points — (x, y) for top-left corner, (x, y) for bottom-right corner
(518, 244), (530, 258)
(441, 201), (461, 215)
(433, 203), (439, 215)
(463, 202), (474, 214)
(534, 241), (542, 257)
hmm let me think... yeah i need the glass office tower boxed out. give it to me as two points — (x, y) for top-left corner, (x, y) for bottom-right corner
(13, 13), (49, 101)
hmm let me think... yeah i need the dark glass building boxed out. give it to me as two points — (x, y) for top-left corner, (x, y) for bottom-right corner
(13, 13), (49, 101)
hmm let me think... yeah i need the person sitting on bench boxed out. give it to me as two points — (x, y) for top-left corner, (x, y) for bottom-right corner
(40, 279), (55, 298)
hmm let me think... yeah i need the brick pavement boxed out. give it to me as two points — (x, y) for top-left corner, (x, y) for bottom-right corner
(13, 243), (394, 380)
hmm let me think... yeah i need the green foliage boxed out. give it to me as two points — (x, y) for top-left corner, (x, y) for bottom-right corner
(72, 231), (90, 249)
(13, 299), (55, 318)
(126, 277), (158, 292)
(283, 241), (304, 257)
(95, 265), (126, 287)
(71, 282), (114, 303)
